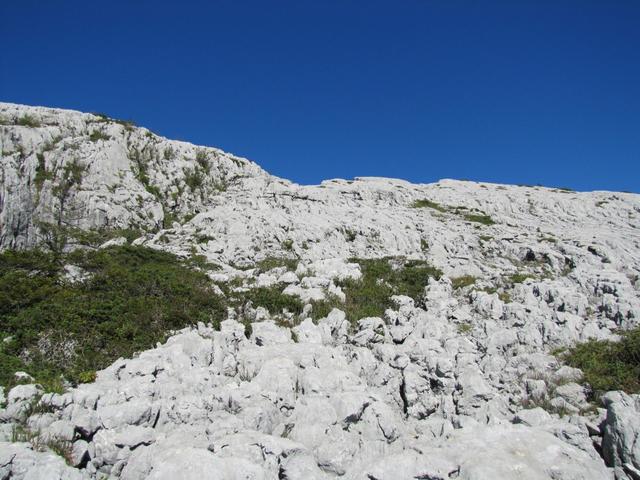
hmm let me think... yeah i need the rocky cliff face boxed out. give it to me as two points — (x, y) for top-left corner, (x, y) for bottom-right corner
(1, 103), (640, 479)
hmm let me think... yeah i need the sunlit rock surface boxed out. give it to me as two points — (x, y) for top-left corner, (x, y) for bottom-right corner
(2, 103), (640, 479)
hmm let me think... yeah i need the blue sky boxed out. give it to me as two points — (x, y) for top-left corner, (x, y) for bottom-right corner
(1, 1), (639, 192)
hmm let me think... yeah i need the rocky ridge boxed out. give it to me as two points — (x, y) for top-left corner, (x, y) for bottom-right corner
(1, 102), (640, 479)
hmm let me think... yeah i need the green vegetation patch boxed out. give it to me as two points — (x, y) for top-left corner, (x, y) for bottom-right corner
(463, 213), (495, 225)
(311, 258), (442, 324)
(411, 199), (495, 225)
(195, 149), (211, 173)
(255, 257), (298, 272)
(451, 275), (477, 289)
(89, 131), (111, 142)
(241, 284), (304, 315)
(561, 327), (640, 396)
(457, 322), (473, 334)
(16, 115), (41, 128)
(34, 153), (54, 190)
(411, 199), (447, 212)
(281, 239), (294, 251)
(0, 245), (225, 391)
(183, 167), (205, 191)
(507, 272), (533, 284)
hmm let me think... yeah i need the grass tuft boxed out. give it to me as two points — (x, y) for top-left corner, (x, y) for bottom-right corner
(451, 275), (477, 290)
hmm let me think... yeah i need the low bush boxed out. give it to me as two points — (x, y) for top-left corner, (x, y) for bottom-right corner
(16, 115), (40, 128)
(311, 258), (442, 324)
(89, 131), (111, 142)
(195, 149), (211, 173)
(457, 322), (473, 334)
(562, 327), (640, 396)
(281, 239), (294, 251)
(463, 213), (495, 225)
(0, 245), (225, 390)
(411, 199), (447, 212)
(241, 284), (304, 315)
(164, 146), (176, 160)
(451, 275), (477, 289)
(184, 167), (204, 191)
(507, 273), (532, 284)
(255, 257), (298, 272)
(411, 199), (496, 226)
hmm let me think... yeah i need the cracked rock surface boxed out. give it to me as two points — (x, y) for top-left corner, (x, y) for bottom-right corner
(1, 103), (640, 479)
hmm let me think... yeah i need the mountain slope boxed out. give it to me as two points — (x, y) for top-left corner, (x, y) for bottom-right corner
(1, 103), (640, 480)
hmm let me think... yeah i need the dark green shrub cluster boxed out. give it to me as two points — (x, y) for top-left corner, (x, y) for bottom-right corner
(241, 284), (303, 315)
(89, 131), (111, 142)
(281, 239), (294, 251)
(311, 258), (442, 324)
(0, 245), (225, 391)
(457, 322), (473, 334)
(411, 199), (495, 225)
(562, 327), (640, 396)
(64, 227), (145, 248)
(184, 167), (205, 191)
(342, 228), (358, 242)
(463, 213), (495, 225)
(255, 257), (298, 272)
(164, 146), (176, 160)
(34, 153), (54, 190)
(16, 115), (40, 128)
(195, 149), (211, 173)
(507, 272), (532, 284)
(411, 199), (447, 212)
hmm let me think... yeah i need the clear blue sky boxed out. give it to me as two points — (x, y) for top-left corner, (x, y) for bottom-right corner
(1, 1), (639, 192)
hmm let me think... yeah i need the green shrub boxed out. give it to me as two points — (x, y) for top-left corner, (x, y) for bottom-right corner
(411, 199), (447, 212)
(463, 214), (495, 225)
(242, 284), (303, 315)
(281, 239), (294, 251)
(17, 115), (40, 128)
(59, 226), (144, 248)
(143, 183), (161, 198)
(76, 370), (96, 384)
(34, 153), (54, 190)
(255, 257), (298, 272)
(196, 234), (215, 244)
(457, 322), (473, 334)
(164, 146), (176, 160)
(0, 245), (225, 390)
(89, 131), (111, 142)
(562, 327), (640, 396)
(184, 167), (204, 191)
(310, 295), (343, 322)
(195, 149), (211, 173)
(343, 229), (357, 242)
(311, 258), (442, 324)
(507, 273), (532, 284)
(451, 275), (477, 289)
